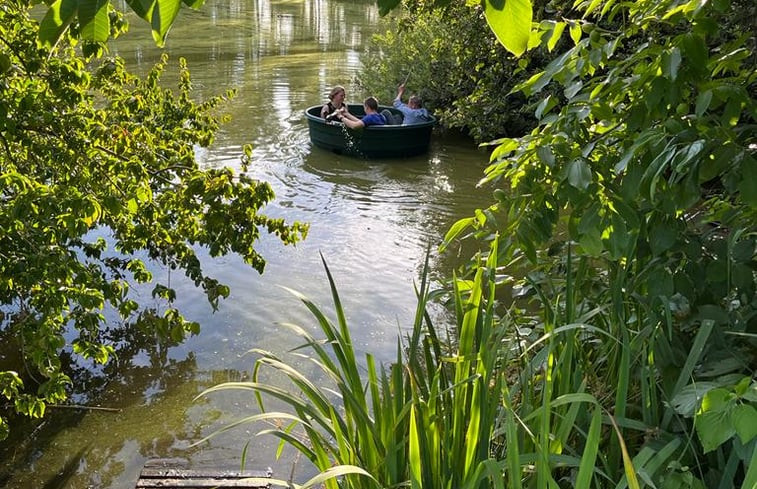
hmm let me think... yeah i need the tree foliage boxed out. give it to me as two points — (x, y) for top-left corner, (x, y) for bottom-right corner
(0, 1), (307, 440)
(38, 0), (202, 48)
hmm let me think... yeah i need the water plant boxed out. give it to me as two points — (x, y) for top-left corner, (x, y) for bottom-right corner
(195, 239), (650, 488)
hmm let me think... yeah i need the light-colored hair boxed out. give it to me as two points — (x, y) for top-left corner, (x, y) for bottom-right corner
(364, 96), (379, 111)
(328, 85), (345, 101)
(409, 95), (422, 107)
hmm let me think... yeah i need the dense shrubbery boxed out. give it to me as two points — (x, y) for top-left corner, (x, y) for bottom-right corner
(358, 1), (547, 142)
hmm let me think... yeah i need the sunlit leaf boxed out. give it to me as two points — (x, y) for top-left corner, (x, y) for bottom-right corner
(78, 0), (110, 42)
(547, 21), (565, 52)
(490, 138), (519, 161)
(38, 0), (78, 49)
(125, 0), (155, 21)
(151, 0), (182, 46)
(569, 20), (582, 44)
(483, 0), (533, 57)
(582, 0), (603, 17)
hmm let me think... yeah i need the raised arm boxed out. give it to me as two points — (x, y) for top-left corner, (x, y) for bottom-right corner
(394, 83), (406, 103)
(392, 83), (405, 107)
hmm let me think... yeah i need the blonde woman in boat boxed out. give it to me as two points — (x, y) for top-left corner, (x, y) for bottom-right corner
(320, 85), (350, 121)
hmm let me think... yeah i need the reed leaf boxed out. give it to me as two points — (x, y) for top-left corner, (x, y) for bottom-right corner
(607, 413), (641, 489)
(741, 443), (757, 489)
(187, 411), (304, 448)
(575, 406), (602, 488)
(662, 319), (715, 429)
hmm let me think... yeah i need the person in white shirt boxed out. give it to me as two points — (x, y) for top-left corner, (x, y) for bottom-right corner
(390, 84), (430, 124)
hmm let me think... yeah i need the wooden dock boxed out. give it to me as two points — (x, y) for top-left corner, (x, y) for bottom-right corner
(136, 458), (272, 488)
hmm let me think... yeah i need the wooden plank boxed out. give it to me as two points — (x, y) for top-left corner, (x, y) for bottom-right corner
(136, 478), (270, 488)
(139, 468), (271, 479)
(136, 459), (272, 488)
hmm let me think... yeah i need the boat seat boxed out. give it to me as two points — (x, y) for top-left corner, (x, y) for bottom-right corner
(380, 109), (403, 125)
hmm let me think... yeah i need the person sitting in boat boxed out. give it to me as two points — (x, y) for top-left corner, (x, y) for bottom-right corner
(389, 83), (430, 124)
(337, 96), (386, 129)
(320, 85), (349, 122)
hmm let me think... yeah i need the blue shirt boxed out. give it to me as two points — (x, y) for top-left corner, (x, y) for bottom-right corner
(393, 100), (430, 124)
(362, 113), (386, 126)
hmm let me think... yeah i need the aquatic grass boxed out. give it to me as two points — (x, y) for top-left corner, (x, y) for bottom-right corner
(194, 236), (666, 488)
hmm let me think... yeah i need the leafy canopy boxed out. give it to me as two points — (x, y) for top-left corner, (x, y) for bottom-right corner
(0, 1), (307, 439)
(375, 0), (533, 56)
(38, 0), (203, 47)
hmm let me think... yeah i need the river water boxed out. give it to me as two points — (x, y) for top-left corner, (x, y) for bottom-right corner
(0, 1), (493, 487)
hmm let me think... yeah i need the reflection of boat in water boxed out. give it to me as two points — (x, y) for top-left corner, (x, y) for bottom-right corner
(304, 104), (436, 158)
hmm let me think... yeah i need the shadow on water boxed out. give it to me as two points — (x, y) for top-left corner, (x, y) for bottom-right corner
(0, 323), (206, 488)
(41, 445), (91, 489)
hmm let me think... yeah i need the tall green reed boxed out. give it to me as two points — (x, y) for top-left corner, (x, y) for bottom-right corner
(193, 237), (640, 488)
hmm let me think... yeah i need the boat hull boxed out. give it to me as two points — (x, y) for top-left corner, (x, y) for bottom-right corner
(305, 104), (435, 158)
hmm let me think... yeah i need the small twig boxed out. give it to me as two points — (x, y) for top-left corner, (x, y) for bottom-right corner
(47, 404), (122, 413)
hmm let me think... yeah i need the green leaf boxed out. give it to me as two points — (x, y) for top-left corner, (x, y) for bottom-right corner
(0, 54), (10, 75)
(567, 158), (592, 190)
(490, 138), (519, 161)
(547, 21), (565, 52)
(38, 0), (79, 49)
(671, 382), (718, 417)
(300, 465), (376, 489)
(681, 33), (709, 71)
(182, 0), (204, 7)
(443, 217), (476, 246)
(569, 20), (582, 45)
(483, 0), (533, 57)
(151, 0), (182, 46)
(78, 0), (110, 42)
(738, 156), (757, 208)
(582, 0), (603, 17)
(537, 144), (555, 167)
(743, 443), (757, 489)
(663, 47), (681, 80)
(695, 409), (735, 452)
(575, 407), (602, 487)
(125, 0), (155, 21)
(732, 404), (757, 444)
(535, 95), (556, 120)
(649, 222), (677, 255)
(695, 90), (712, 117)
(695, 388), (736, 452)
